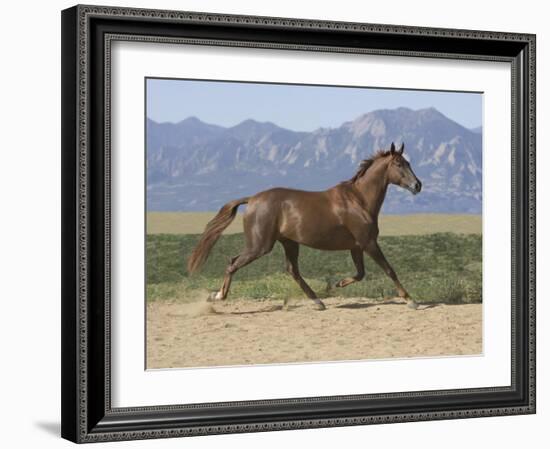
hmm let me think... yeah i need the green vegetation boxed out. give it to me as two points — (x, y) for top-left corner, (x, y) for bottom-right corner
(146, 233), (482, 305)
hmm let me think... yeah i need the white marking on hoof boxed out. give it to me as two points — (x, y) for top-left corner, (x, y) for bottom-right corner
(207, 291), (223, 302)
(407, 300), (419, 310)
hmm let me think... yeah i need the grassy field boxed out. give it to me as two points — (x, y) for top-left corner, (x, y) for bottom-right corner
(147, 232), (482, 305)
(147, 212), (482, 236)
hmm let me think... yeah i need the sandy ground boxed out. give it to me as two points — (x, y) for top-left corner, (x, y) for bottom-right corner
(146, 212), (482, 236)
(146, 296), (482, 369)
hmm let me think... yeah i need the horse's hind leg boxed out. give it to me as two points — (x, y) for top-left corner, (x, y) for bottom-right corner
(213, 254), (238, 300)
(209, 247), (272, 301)
(335, 247), (365, 288)
(209, 202), (279, 302)
(280, 239), (325, 311)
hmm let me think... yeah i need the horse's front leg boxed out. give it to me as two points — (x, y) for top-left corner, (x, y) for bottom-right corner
(364, 240), (418, 309)
(335, 247), (365, 288)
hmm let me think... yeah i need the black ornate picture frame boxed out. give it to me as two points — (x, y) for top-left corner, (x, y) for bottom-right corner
(61, 4), (536, 443)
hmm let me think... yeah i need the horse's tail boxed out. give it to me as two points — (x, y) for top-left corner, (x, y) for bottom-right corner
(187, 197), (249, 274)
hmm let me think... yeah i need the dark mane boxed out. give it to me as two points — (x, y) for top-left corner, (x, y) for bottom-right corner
(347, 150), (391, 183)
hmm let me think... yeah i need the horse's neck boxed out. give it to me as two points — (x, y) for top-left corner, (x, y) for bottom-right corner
(354, 163), (389, 217)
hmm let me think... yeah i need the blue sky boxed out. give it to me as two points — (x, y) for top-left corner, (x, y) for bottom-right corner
(146, 78), (482, 131)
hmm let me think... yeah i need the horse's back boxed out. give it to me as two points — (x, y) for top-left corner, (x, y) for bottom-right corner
(246, 187), (331, 217)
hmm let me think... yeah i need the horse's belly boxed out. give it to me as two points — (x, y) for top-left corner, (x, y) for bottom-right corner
(303, 236), (358, 251)
(282, 225), (357, 251)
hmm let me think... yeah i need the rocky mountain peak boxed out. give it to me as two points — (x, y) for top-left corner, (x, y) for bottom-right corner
(146, 108), (482, 214)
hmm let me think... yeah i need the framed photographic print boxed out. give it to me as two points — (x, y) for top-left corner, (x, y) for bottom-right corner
(61, 4), (536, 443)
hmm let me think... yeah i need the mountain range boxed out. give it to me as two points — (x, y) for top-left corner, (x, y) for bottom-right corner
(146, 107), (482, 214)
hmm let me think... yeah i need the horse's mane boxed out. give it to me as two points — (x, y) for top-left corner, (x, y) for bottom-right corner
(347, 150), (391, 183)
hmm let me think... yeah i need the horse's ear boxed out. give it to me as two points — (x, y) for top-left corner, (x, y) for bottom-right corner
(390, 142), (396, 155)
(398, 143), (404, 154)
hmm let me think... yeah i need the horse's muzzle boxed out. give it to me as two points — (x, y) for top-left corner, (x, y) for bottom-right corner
(404, 180), (422, 195)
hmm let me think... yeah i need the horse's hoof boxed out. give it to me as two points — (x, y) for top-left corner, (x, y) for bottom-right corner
(315, 302), (326, 311)
(207, 291), (219, 302)
(335, 278), (353, 288)
(407, 300), (419, 310)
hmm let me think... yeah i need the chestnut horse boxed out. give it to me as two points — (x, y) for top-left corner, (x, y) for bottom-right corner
(187, 142), (422, 310)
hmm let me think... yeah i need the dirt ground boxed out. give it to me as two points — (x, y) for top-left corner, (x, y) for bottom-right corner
(146, 296), (482, 369)
(147, 212), (482, 236)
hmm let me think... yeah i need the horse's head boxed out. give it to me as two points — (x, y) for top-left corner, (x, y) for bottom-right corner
(386, 143), (422, 195)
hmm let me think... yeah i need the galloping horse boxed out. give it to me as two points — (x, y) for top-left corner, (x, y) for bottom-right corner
(187, 142), (422, 310)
